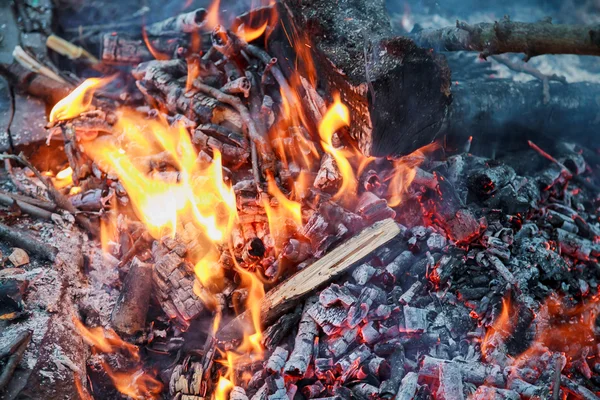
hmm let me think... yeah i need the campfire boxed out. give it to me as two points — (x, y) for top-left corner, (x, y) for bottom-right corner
(1, 0), (600, 399)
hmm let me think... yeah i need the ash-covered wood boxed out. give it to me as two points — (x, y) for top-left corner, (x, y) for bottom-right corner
(110, 257), (153, 335)
(283, 297), (318, 377)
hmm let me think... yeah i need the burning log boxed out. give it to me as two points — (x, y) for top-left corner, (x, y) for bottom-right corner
(412, 18), (600, 59)
(218, 218), (401, 340)
(152, 239), (205, 329)
(110, 258), (153, 335)
(277, 0), (451, 157)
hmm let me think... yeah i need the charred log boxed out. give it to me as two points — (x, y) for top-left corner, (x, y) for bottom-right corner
(412, 17), (600, 59)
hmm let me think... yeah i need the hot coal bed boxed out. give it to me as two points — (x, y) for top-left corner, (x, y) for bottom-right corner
(1, 0), (600, 400)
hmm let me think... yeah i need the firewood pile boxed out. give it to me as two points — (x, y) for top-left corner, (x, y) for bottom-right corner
(0, 1), (600, 400)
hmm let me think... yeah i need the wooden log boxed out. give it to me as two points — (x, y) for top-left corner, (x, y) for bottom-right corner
(217, 218), (401, 341)
(110, 258), (153, 335)
(412, 17), (600, 59)
(275, 1), (451, 157)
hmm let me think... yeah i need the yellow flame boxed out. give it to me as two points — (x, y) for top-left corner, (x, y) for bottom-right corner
(318, 96), (356, 200)
(82, 111), (236, 241)
(49, 77), (112, 123)
(53, 166), (73, 189)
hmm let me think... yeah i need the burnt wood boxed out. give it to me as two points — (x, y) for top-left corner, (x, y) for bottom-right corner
(275, 0), (451, 157)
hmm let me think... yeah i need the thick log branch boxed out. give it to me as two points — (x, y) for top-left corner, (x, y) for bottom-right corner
(412, 17), (600, 60)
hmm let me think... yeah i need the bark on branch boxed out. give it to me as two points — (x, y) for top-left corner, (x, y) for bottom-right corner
(412, 17), (600, 60)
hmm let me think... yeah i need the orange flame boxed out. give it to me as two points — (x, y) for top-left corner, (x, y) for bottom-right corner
(387, 142), (439, 207)
(101, 361), (163, 400)
(73, 317), (139, 361)
(49, 77), (112, 123)
(481, 297), (514, 359)
(318, 96), (355, 200)
(142, 26), (171, 61)
(264, 172), (302, 252)
(215, 352), (235, 400)
(205, 0), (221, 30)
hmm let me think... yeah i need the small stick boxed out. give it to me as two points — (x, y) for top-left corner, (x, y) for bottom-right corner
(0, 330), (32, 391)
(0, 331), (31, 360)
(117, 231), (153, 268)
(192, 81), (274, 182)
(0, 191), (54, 220)
(0, 222), (58, 261)
(0, 153), (98, 236)
(527, 141), (572, 177)
(0, 191), (57, 212)
(491, 55), (566, 104)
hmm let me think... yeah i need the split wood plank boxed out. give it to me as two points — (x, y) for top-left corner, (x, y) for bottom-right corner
(217, 218), (401, 341)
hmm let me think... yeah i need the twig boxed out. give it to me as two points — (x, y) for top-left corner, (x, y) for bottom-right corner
(192, 81), (274, 183)
(0, 191), (54, 220)
(527, 140), (572, 178)
(490, 54), (566, 103)
(0, 191), (57, 212)
(0, 330), (32, 391)
(117, 231), (153, 268)
(0, 222), (58, 261)
(0, 153), (98, 236)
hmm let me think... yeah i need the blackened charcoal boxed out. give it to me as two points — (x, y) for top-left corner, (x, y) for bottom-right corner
(333, 386), (353, 400)
(507, 378), (547, 398)
(514, 236), (569, 280)
(284, 297), (319, 377)
(361, 321), (382, 344)
(308, 302), (348, 328)
(348, 287), (386, 327)
(386, 251), (416, 280)
(324, 326), (359, 358)
(434, 255), (462, 285)
(314, 358), (334, 378)
(231, 386), (250, 400)
(263, 307), (302, 349)
(374, 339), (402, 356)
(426, 233), (447, 251)
(470, 386), (520, 400)
(251, 383), (268, 400)
(319, 284), (356, 308)
(467, 164), (517, 199)
(350, 383), (379, 400)
(379, 346), (406, 398)
(409, 226), (430, 239)
(436, 362), (464, 400)
(483, 235), (511, 261)
(369, 304), (393, 320)
(265, 347), (289, 374)
(403, 306), (429, 332)
(419, 356), (505, 387)
(352, 263), (377, 285)
(556, 228), (600, 261)
(395, 372), (419, 400)
(266, 376), (287, 400)
(336, 344), (372, 374)
(302, 381), (325, 399)
(398, 282), (422, 305)
(368, 356), (390, 379)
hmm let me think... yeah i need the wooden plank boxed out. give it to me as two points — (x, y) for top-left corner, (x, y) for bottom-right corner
(217, 218), (401, 341)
